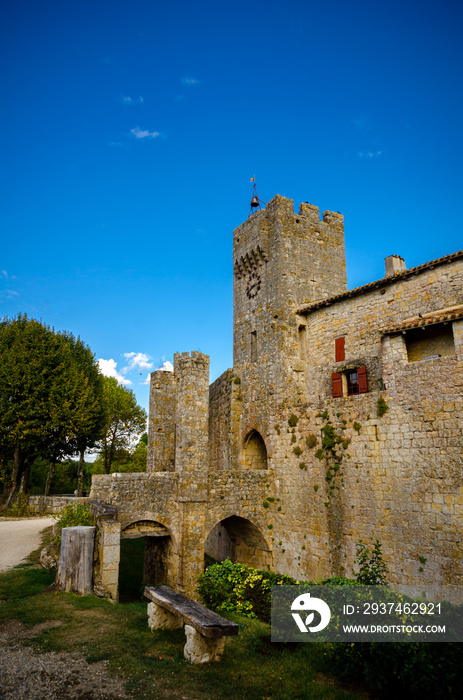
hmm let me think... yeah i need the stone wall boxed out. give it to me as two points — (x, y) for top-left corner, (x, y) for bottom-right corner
(29, 495), (84, 515)
(90, 194), (463, 605)
(273, 254), (463, 599)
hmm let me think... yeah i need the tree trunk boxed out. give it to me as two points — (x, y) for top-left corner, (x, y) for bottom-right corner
(105, 436), (115, 474)
(4, 444), (21, 509)
(77, 449), (85, 496)
(55, 526), (95, 595)
(44, 460), (55, 496)
(19, 459), (31, 494)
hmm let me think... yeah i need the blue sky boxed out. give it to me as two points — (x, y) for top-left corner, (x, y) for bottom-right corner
(1, 0), (462, 413)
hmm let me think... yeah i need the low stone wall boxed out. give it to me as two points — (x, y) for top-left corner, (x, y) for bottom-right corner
(28, 495), (87, 515)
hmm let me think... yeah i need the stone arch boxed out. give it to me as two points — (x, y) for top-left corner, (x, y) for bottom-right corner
(204, 515), (272, 569)
(119, 518), (178, 592)
(242, 430), (268, 470)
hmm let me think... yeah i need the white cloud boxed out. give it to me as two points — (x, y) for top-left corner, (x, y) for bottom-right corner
(357, 151), (382, 159)
(1, 270), (7, 278)
(158, 360), (173, 372)
(121, 95), (144, 105)
(130, 126), (160, 139)
(348, 114), (370, 131)
(123, 352), (154, 373)
(181, 75), (200, 86)
(141, 359), (173, 384)
(0, 288), (18, 300)
(98, 358), (132, 385)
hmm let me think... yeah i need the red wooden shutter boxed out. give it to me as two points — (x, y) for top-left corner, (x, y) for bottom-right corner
(331, 372), (343, 398)
(335, 337), (345, 362)
(358, 366), (368, 393)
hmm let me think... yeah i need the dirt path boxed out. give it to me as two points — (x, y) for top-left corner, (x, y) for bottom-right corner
(0, 518), (55, 572)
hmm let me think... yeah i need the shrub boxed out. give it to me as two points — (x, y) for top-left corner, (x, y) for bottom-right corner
(197, 559), (298, 622)
(53, 502), (96, 548)
(354, 538), (388, 585)
(377, 395), (388, 417)
(288, 413), (299, 427)
(306, 433), (318, 448)
(327, 640), (463, 698)
(11, 493), (31, 517)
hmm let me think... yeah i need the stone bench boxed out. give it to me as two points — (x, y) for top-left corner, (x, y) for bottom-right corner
(144, 585), (239, 663)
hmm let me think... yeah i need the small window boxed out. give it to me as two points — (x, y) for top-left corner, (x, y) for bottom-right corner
(331, 366), (367, 397)
(335, 337), (345, 362)
(298, 325), (307, 358)
(251, 331), (257, 363)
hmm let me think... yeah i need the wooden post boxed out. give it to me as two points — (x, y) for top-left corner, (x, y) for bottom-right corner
(55, 526), (95, 595)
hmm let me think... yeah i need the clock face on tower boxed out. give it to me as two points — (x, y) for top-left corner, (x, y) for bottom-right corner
(245, 271), (261, 299)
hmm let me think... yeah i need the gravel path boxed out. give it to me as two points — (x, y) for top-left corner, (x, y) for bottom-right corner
(0, 517), (55, 572)
(0, 518), (131, 698)
(0, 621), (130, 699)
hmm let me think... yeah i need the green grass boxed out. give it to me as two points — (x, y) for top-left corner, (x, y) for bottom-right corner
(0, 535), (369, 700)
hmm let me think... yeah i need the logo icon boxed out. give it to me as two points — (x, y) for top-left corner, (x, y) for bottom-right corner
(291, 592), (331, 633)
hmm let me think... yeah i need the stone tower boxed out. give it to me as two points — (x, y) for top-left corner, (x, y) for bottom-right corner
(231, 194), (347, 429)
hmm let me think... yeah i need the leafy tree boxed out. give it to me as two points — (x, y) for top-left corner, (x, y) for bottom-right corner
(92, 432), (148, 474)
(29, 457), (93, 495)
(65, 335), (106, 495)
(0, 315), (104, 504)
(98, 377), (147, 474)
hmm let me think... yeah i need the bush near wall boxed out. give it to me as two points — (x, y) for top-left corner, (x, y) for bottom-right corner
(328, 640), (463, 699)
(53, 502), (96, 549)
(198, 559), (463, 699)
(197, 558), (356, 623)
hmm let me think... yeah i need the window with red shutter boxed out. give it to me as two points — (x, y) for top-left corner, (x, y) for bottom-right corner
(346, 367), (368, 396)
(335, 337), (345, 362)
(358, 366), (368, 393)
(331, 372), (343, 398)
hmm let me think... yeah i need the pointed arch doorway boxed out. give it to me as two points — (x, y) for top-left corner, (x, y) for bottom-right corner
(205, 515), (271, 569)
(242, 430), (268, 470)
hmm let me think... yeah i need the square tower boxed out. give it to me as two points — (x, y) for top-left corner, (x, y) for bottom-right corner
(233, 194), (347, 379)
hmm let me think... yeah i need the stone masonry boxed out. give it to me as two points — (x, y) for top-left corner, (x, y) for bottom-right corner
(90, 194), (463, 603)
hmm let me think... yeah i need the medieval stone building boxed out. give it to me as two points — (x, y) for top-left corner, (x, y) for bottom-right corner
(91, 194), (463, 602)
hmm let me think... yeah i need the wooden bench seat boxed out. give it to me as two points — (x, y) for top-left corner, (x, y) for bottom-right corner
(144, 585), (238, 663)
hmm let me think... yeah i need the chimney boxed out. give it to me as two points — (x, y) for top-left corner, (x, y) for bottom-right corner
(384, 255), (406, 277)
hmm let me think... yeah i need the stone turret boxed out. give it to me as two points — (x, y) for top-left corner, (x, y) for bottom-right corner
(147, 369), (175, 472)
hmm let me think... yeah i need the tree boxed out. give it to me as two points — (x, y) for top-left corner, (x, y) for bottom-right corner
(0, 315), (105, 504)
(92, 432), (148, 474)
(98, 377), (147, 474)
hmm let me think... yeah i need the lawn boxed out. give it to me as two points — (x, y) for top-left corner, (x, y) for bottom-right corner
(0, 530), (370, 700)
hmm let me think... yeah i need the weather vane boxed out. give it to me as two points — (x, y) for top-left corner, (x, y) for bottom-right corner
(249, 177), (266, 216)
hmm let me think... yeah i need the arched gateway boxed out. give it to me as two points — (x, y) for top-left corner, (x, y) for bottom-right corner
(204, 515), (271, 570)
(118, 519), (177, 599)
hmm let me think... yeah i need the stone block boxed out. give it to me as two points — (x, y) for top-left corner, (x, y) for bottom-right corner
(183, 625), (226, 664)
(147, 602), (184, 630)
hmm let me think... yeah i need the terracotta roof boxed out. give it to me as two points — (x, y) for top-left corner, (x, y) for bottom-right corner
(297, 249), (463, 316)
(381, 307), (463, 334)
